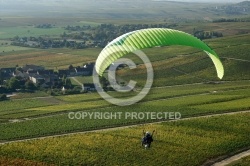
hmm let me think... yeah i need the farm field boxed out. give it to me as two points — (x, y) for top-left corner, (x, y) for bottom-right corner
(0, 98), (61, 113)
(0, 45), (34, 53)
(0, 84), (249, 141)
(0, 80), (249, 120)
(0, 112), (249, 166)
(0, 26), (65, 39)
(118, 34), (250, 87)
(0, 49), (98, 69)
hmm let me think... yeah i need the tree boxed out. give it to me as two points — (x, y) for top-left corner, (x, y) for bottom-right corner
(62, 75), (72, 89)
(7, 77), (20, 90)
(0, 72), (3, 85)
(65, 41), (71, 47)
(64, 78), (72, 88)
(13, 36), (19, 41)
(25, 81), (36, 90)
(0, 94), (7, 101)
(62, 32), (67, 37)
(16, 67), (23, 72)
(0, 86), (8, 93)
(69, 64), (74, 70)
(100, 76), (108, 90)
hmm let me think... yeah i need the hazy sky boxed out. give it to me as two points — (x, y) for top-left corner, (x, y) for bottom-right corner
(0, 0), (247, 20)
(157, 0), (245, 2)
(0, 0), (247, 3)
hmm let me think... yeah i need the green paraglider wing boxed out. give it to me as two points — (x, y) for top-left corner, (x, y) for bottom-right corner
(95, 28), (224, 79)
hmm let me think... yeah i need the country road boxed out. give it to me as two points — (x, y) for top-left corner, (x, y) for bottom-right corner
(212, 149), (250, 166)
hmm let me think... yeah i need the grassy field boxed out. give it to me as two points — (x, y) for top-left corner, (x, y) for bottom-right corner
(0, 112), (249, 166)
(0, 45), (34, 53)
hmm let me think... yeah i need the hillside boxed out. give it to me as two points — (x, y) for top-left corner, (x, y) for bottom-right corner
(200, 2), (250, 19)
(1, 0), (249, 20)
(116, 33), (250, 87)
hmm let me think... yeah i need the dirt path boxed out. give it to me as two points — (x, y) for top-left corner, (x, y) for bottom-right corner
(6, 93), (17, 98)
(212, 149), (250, 166)
(0, 110), (249, 145)
(12, 96), (54, 101)
(70, 77), (83, 86)
(221, 57), (250, 63)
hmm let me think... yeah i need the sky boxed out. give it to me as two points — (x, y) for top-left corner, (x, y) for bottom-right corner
(0, 0), (247, 3)
(156, 0), (246, 2)
(0, 0), (246, 12)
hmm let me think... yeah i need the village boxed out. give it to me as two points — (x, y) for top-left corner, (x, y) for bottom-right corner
(0, 63), (96, 97)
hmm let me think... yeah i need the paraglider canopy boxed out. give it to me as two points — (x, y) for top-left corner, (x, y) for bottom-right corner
(95, 28), (224, 79)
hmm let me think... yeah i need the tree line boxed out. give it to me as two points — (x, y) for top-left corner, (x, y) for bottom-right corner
(62, 23), (178, 47)
(11, 23), (178, 49)
(193, 29), (223, 40)
(213, 18), (250, 23)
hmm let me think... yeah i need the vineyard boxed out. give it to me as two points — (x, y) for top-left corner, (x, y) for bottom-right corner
(0, 156), (52, 166)
(0, 86), (249, 141)
(0, 98), (58, 113)
(118, 34), (250, 87)
(9, 91), (49, 100)
(0, 81), (249, 120)
(0, 112), (249, 166)
(0, 49), (97, 69)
